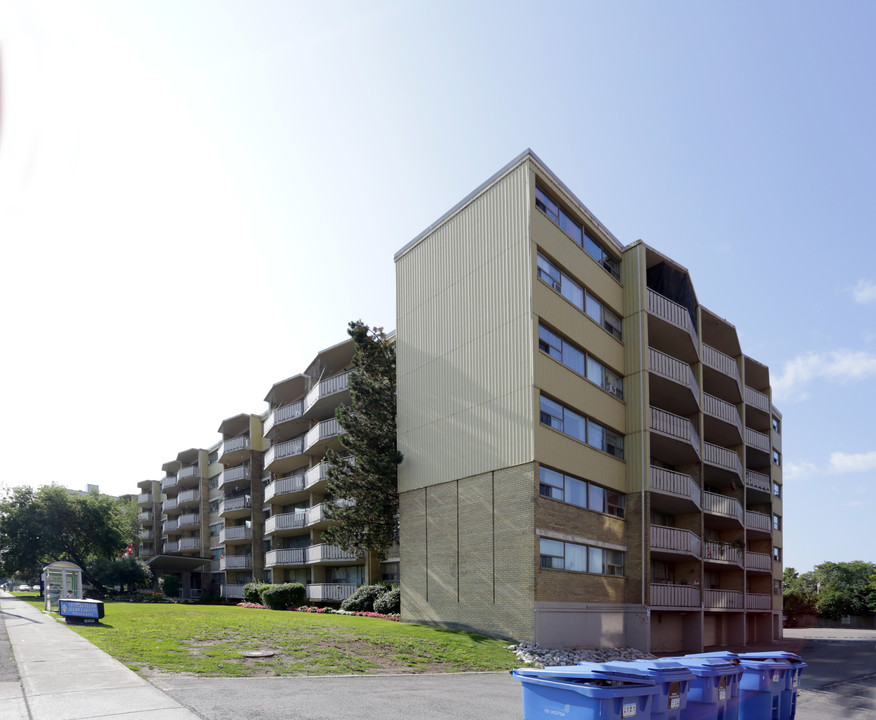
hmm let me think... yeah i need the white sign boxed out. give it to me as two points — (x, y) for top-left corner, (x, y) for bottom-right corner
(622, 703), (637, 718)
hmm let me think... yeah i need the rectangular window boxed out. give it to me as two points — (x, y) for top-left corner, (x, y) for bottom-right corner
(539, 394), (625, 460)
(538, 323), (623, 398)
(773, 514), (782, 531)
(772, 449), (781, 466)
(538, 466), (624, 518)
(773, 482), (782, 498)
(773, 546), (782, 562)
(773, 579), (782, 595)
(209, 522), (223, 536)
(536, 252), (622, 340)
(771, 416), (781, 434)
(539, 538), (624, 577)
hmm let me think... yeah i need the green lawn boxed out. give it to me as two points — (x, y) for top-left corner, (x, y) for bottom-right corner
(10, 597), (518, 677)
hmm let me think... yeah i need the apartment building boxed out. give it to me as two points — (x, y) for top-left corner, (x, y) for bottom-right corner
(135, 338), (393, 602)
(394, 149), (783, 653)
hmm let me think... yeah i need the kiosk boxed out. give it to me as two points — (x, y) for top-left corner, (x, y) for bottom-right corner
(43, 561), (83, 612)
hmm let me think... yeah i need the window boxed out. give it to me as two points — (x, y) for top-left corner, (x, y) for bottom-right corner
(539, 394), (625, 459)
(773, 546), (782, 562)
(208, 450), (219, 465)
(536, 253), (623, 340)
(773, 482), (782, 498)
(535, 186), (620, 281)
(209, 499), (220, 514)
(381, 561), (400, 583)
(773, 579), (782, 595)
(538, 466), (625, 518)
(538, 323), (623, 398)
(773, 514), (782, 531)
(772, 449), (781, 466)
(209, 522), (223, 537)
(539, 538), (625, 576)
(771, 416), (781, 434)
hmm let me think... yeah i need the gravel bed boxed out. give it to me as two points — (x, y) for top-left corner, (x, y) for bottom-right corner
(509, 643), (656, 668)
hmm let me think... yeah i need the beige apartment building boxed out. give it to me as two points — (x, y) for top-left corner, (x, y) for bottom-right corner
(136, 339), (396, 602)
(394, 149), (783, 653)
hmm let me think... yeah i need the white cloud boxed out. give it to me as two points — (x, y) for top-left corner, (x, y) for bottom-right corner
(828, 451), (876, 474)
(853, 279), (876, 305)
(772, 349), (876, 401)
(783, 461), (818, 480)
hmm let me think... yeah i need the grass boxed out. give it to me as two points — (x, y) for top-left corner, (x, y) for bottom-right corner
(8, 595), (519, 677)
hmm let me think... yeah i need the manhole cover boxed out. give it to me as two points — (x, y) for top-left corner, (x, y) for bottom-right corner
(242, 650), (275, 658)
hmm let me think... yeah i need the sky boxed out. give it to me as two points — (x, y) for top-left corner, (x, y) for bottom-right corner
(1, 0), (874, 573)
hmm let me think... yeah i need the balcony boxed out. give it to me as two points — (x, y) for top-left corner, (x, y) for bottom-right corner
(264, 435), (305, 473)
(650, 406), (701, 464)
(163, 541), (179, 553)
(265, 548), (306, 567)
(264, 473), (305, 503)
(219, 525), (252, 544)
(306, 543), (358, 564)
(177, 488), (200, 506)
(264, 511), (307, 535)
(220, 495), (252, 518)
(650, 525), (701, 559)
(305, 461), (329, 489)
(178, 513), (200, 528)
(703, 492), (743, 525)
(306, 583), (358, 602)
(162, 519), (179, 534)
(137, 493), (154, 506)
(220, 555), (252, 571)
(138, 511), (153, 522)
(650, 583), (701, 608)
(304, 418), (343, 454)
(221, 584), (247, 599)
(139, 544), (153, 557)
(702, 344), (742, 402)
(745, 427), (770, 453)
(650, 467), (701, 512)
(745, 510), (772, 535)
(703, 393), (743, 444)
(646, 288), (699, 361)
(303, 371), (350, 415)
(264, 400), (304, 436)
(703, 541), (743, 567)
(179, 537), (200, 551)
(746, 593), (772, 610)
(703, 443), (743, 481)
(745, 551), (772, 572)
(163, 497), (179, 513)
(649, 347), (700, 415)
(178, 464), (200, 482)
(161, 475), (179, 491)
(745, 386), (770, 414)
(703, 589), (744, 609)
(222, 435), (250, 455)
(745, 469), (771, 495)
(219, 464), (252, 490)
(139, 529), (153, 541)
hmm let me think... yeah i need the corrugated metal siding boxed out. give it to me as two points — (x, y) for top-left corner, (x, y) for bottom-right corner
(396, 163), (534, 492)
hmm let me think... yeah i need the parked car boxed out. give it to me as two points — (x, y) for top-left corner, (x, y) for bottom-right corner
(17, 584), (31, 592)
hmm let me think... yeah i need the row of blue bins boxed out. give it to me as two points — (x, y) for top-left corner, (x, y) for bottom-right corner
(510, 651), (806, 720)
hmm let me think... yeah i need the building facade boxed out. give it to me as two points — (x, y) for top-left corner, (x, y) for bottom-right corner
(393, 150), (783, 653)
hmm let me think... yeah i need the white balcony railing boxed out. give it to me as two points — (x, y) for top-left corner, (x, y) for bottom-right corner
(163, 498), (179, 512)
(264, 435), (305, 468)
(650, 525), (701, 557)
(745, 551), (772, 572)
(222, 435), (250, 455)
(139, 529), (153, 540)
(220, 495), (252, 514)
(306, 543), (358, 563)
(265, 548), (306, 567)
(650, 467), (701, 508)
(163, 541), (179, 553)
(178, 513), (199, 527)
(304, 418), (343, 452)
(703, 492), (743, 523)
(703, 393), (743, 436)
(178, 488), (200, 505)
(650, 583), (701, 608)
(138, 493), (153, 505)
(179, 537), (200, 550)
(702, 344), (741, 384)
(745, 427), (770, 453)
(745, 469), (771, 494)
(745, 386), (770, 413)
(305, 461), (329, 488)
(220, 525), (252, 543)
(649, 347), (700, 401)
(303, 371), (350, 414)
(220, 555), (252, 570)
(161, 475), (179, 491)
(264, 473), (305, 502)
(162, 519), (178, 533)
(220, 464), (251, 487)
(264, 400), (304, 435)
(650, 407), (701, 455)
(703, 443), (743, 477)
(746, 593), (772, 610)
(647, 288), (699, 350)
(704, 589), (744, 609)
(265, 511), (307, 534)
(306, 583), (358, 602)
(745, 510), (772, 533)
(138, 511), (153, 522)
(221, 584), (247, 599)
(178, 464), (199, 481)
(703, 541), (743, 566)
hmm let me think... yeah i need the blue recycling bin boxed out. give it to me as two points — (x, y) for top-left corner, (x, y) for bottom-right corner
(511, 665), (659, 720)
(738, 652), (807, 720)
(665, 656), (743, 720)
(579, 660), (694, 720)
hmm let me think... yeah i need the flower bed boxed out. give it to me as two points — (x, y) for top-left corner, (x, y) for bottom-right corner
(234, 602), (399, 621)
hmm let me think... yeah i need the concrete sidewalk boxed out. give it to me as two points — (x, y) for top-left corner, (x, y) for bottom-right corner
(0, 592), (202, 720)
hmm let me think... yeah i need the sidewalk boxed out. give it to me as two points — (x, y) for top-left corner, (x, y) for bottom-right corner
(0, 592), (202, 720)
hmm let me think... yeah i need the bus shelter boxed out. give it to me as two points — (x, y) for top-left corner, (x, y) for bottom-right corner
(43, 561), (82, 612)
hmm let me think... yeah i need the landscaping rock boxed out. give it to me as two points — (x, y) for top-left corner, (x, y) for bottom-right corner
(507, 643), (655, 668)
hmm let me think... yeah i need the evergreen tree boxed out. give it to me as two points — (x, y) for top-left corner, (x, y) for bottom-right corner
(323, 321), (403, 560)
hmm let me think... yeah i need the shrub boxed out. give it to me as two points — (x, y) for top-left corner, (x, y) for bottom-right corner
(260, 582), (306, 610)
(340, 583), (388, 612)
(243, 582), (271, 604)
(373, 587), (400, 615)
(158, 574), (181, 598)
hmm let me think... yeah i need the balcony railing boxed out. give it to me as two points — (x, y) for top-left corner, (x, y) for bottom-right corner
(703, 443), (743, 477)
(650, 407), (701, 454)
(745, 551), (772, 572)
(162, 519), (178, 533)
(306, 583), (358, 602)
(650, 525), (701, 557)
(220, 525), (252, 543)
(305, 461), (329, 488)
(266, 548), (306, 567)
(139, 529), (153, 540)
(304, 418), (343, 452)
(649, 347), (700, 401)
(264, 473), (305, 502)
(264, 400), (304, 435)
(703, 393), (743, 436)
(163, 541), (179, 553)
(703, 492), (743, 523)
(179, 537), (200, 551)
(222, 435), (250, 455)
(138, 511), (153, 522)
(163, 498), (179, 512)
(220, 464), (252, 487)
(221, 584), (247, 599)
(178, 513), (200, 527)
(745, 510), (772, 533)
(702, 344), (741, 384)
(650, 467), (701, 508)
(703, 541), (743, 566)
(647, 289), (698, 349)
(745, 386), (770, 413)
(650, 583), (701, 608)
(264, 435), (305, 468)
(220, 495), (252, 514)
(303, 371), (350, 414)
(746, 593), (772, 610)
(704, 589), (744, 609)
(265, 511), (307, 534)
(137, 493), (153, 505)
(220, 555), (252, 570)
(161, 475), (179, 491)
(306, 543), (358, 563)
(178, 488), (200, 505)
(745, 427), (770, 453)
(178, 464), (199, 481)
(745, 469), (771, 494)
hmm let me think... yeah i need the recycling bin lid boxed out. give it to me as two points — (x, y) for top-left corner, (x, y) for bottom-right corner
(512, 665), (656, 686)
(664, 656), (742, 676)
